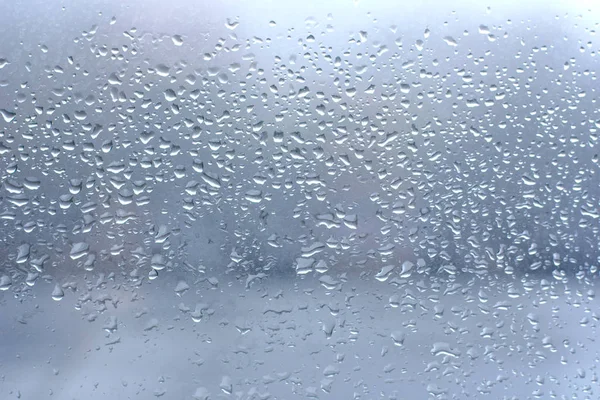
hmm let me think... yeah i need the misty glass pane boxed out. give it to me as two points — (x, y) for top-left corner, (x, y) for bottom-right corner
(1, 1), (599, 399)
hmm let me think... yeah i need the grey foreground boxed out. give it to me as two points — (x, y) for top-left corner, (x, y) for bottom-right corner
(1, 270), (598, 400)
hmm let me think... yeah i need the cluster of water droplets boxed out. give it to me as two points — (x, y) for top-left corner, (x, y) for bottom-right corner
(1, 4), (600, 399)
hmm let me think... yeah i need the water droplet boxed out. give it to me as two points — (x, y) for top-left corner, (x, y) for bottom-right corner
(25, 272), (38, 286)
(164, 89), (177, 101)
(225, 18), (239, 30)
(192, 387), (210, 400)
(103, 316), (118, 332)
(219, 376), (232, 394)
(171, 34), (183, 46)
(399, 261), (414, 278)
(151, 254), (167, 271)
(431, 342), (461, 357)
(16, 244), (30, 264)
(375, 265), (395, 282)
(70, 242), (90, 260)
(443, 36), (458, 46)
(0, 109), (16, 122)
(155, 64), (170, 77)
(0, 275), (12, 291)
(174, 280), (190, 296)
(391, 331), (405, 346)
(521, 175), (536, 185)
(23, 177), (41, 190)
(295, 257), (315, 275)
(244, 189), (263, 203)
(51, 284), (64, 301)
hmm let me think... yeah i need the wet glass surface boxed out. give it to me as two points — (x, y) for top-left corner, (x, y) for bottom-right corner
(1, 1), (600, 398)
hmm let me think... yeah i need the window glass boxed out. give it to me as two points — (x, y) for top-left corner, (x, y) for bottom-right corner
(1, 1), (599, 398)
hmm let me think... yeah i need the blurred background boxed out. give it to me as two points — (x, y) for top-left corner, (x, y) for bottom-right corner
(1, 0), (600, 398)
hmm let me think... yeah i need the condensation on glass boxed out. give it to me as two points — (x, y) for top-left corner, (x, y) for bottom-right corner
(1, 1), (599, 399)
